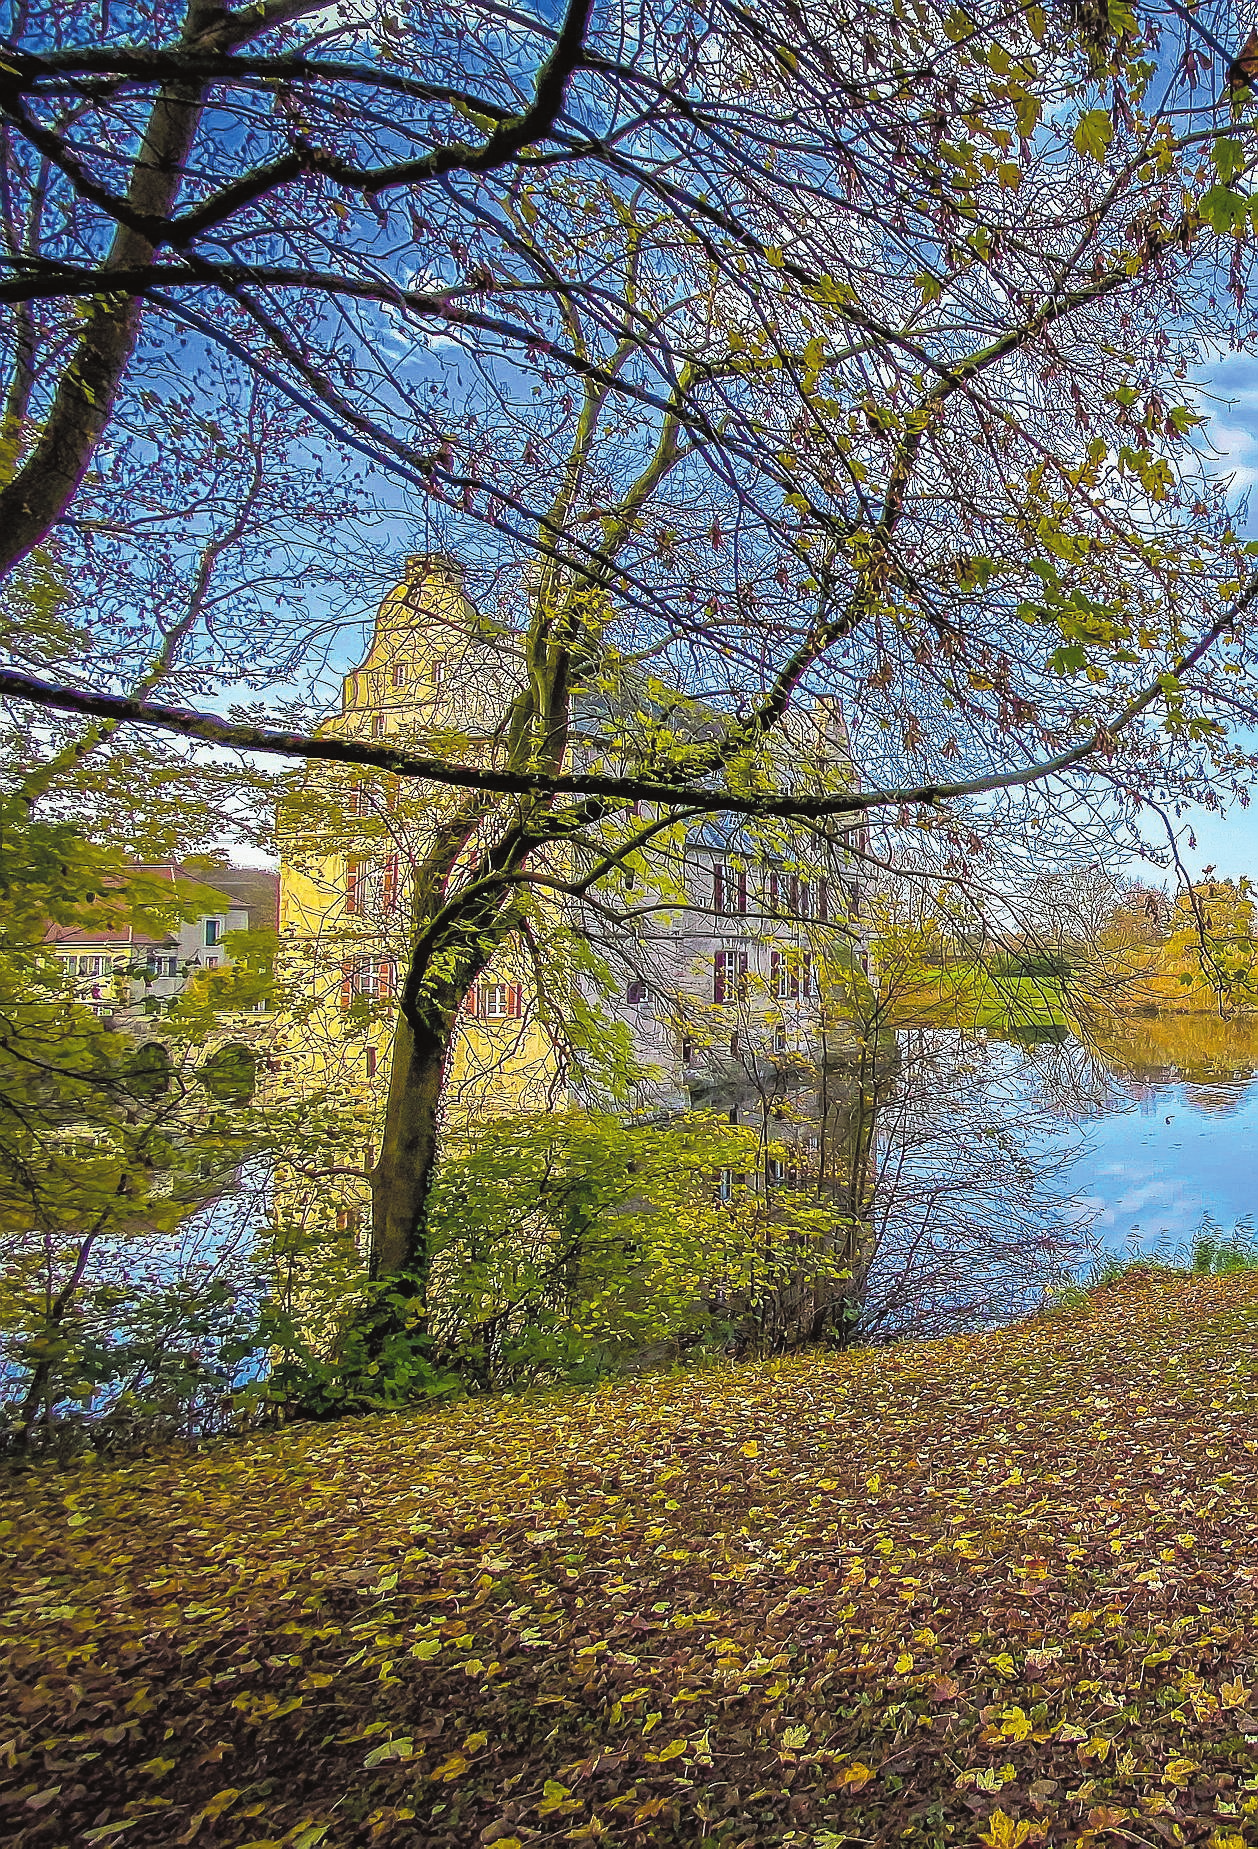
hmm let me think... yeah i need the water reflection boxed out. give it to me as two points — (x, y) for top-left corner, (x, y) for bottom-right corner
(1026, 1012), (1258, 1252)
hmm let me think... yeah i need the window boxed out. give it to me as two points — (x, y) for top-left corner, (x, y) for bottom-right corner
(626, 978), (648, 1006)
(430, 658), (446, 687)
(681, 1036), (694, 1064)
(336, 1206), (362, 1235)
(468, 980), (523, 1019)
(713, 948), (748, 1003)
(371, 713), (386, 739)
(771, 950), (797, 1001)
(77, 954), (111, 977)
(729, 1031), (740, 1058)
(345, 858), (364, 916)
(768, 870), (806, 916)
(146, 953), (179, 979)
(204, 918), (222, 946)
(339, 957), (395, 1006)
(712, 862), (747, 915)
(390, 662), (407, 688)
(771, 950), (814, 1001)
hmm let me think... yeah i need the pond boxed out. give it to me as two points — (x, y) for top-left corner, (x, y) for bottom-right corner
(1043, 1013), (1258, 1255)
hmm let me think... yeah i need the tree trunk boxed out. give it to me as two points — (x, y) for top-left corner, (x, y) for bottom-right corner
(0, 0), (292, 576)
(369, 1006), (453, 1285)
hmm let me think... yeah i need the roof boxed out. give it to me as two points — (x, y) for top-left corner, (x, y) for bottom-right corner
(190, 867), (279, 929)
(45, 924), (173, 949)
(42, 864), (278, 949)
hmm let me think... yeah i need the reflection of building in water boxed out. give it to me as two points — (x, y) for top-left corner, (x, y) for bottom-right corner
(275, 555), (872, 1242)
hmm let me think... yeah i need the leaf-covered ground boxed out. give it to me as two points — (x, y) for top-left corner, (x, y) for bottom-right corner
(6, 1272), (1258, 1849)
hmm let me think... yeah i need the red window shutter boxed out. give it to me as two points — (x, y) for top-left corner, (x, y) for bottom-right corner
(788, 874), (799, 915)
(737, 867), (747, 913)
(770, 950), (781, 997)
(380, 960), (395, 999)
(713, 952), (727, 1004)
(339, 959), (354, 1010)
(346, 859), (362, 916)
(768, 870), (780, 912)
(465, 985), (479, 1016)
(737, 952), (749, 1000)
(713, 864), (724, 913)
(508, 982), (523, 1018)
(382, 852), (399, 911)
(818, 878), (829, 923)
(799, 879), (811, 920)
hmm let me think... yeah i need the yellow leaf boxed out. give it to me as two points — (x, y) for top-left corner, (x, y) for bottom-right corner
(1163, 1756), (1199, 1787)
(741, 1441), (759, 1459)
(431, 1752), (468, 1781)
(1073, 109), (1113, 161)
(832, 1761), (874, 1791)
(978, 1808), (1036, 1849)
(1220, 1679), (1249, 1710)
(1000, 1707), (1032, 1742)
(895, 1653), (914, 1675)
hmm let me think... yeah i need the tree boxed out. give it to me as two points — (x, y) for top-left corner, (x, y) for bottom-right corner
(7, 0), (1258, 1329)
(0, 806), (268, 1447)
(422, 1110), (851, 1385)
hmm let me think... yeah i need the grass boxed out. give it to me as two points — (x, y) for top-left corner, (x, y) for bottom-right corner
(896, 964), (1072, 1036)
(6, 1270), (1258, 1847)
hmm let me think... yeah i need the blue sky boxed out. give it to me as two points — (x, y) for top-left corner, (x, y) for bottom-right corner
(1140, 350), (1258, 884)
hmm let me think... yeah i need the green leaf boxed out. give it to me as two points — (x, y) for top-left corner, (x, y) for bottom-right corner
(1073, 111), (1113, 161)
(363, 1737), (415, 1766)
(1201, 184), (1248, 235)
(1211, 136), (1246, 183)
